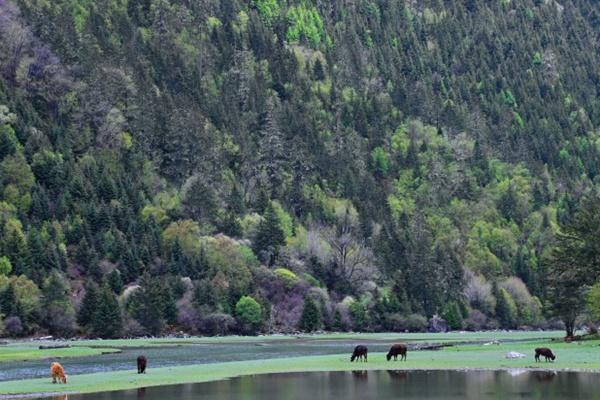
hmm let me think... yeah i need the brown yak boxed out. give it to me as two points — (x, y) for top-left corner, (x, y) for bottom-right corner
(137, 355), (147, 374)
(386, 343), (408, 361)
(350, 345), (368, 362)
(534, 347), (556, 362)
(50, 362), (68, 384)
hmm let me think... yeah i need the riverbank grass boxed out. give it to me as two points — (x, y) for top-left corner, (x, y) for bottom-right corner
(0, 346), (120, 363)
(0, 338), (598, 397)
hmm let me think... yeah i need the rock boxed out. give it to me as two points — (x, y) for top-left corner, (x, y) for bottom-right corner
(484, 340), (501, 346)
(505, 351), (526, 359)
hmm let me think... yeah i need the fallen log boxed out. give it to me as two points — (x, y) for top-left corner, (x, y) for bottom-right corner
(39, 344), (71, 350)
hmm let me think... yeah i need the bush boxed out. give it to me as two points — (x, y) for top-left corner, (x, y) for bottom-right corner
(123, 318), (148, 338)
(45, 304), (76, 338)
(235, 295), (263, 334)
(465, 310), (487, 331)
(274, 268), (300, 289)
(404, 314), (428, 332)
(201, 313), (236, 336)
(384, 313), (428, 332)
(3, 316), (23, 336)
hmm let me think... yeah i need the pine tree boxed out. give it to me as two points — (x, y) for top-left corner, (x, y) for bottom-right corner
(332, 309), (345, 332)
(108, 269), (123, 294)
(442, 302), (464, 330)
(0, 283), (18, 317)
(92, 284), (123, 338)
(167, 239), (187, 276)
(298, 297), (322, 332)
(77, 283), (99, 328)
(495, 286), (517, 328)
(253, 202), (285, 265)
(131, 274), (165, 335)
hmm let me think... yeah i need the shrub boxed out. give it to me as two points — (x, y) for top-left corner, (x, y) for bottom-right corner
(235, 295), (263, 334)
(465, 310), (487, 331)
(403, 314), (428, 332)
(3, 316), (23, 336)
(202, 313), (236, 336)
(123, 318), (148, 338)
(274, 268), (300, 289)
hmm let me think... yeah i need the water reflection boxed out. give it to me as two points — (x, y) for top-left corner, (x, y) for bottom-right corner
(351, 370), (368, 379)
(533, 370), (557, 383)
(33, 370), (600, 400)
(387, 370), (408, 380)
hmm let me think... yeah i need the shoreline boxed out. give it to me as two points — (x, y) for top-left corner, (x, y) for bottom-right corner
(1, 365), (599, 400)
(1, 338), (599, 398)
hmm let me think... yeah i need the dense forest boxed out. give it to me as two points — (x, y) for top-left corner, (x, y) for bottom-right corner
(0, 0), (599, 338)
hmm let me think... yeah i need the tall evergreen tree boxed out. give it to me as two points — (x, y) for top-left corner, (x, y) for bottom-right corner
(298, 297), (322, 332)
(91, 284), (123, 338)
(253, 202), (285, 265)
(77, 283), (99, 329)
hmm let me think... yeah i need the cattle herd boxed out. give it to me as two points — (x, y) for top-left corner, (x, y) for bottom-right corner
(48, 345), (557, 384)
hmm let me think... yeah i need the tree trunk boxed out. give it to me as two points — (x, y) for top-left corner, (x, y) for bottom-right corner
(564, 319), (575, 338)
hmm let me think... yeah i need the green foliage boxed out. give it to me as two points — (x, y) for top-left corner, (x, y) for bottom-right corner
(235, 295), (263, 334)
(587, 282), (600, 321)
(274, 268), (300, 289)
(253, 203), (285, 265)
(371, 147), (389, 176)
(495, 287), (518, 328)
(442, 302), (464, 330)
(298, 296), (322, 332)
(548, 195), (600, 336)
(286, 5), (327, 47)
(0, 256), (12, 276)
(349, 300), (368, 331)
(271, 201), (294, 239)
(253, 0), (280, 24)
(0, 124), (21, 159)
(91, 284), (123, 338)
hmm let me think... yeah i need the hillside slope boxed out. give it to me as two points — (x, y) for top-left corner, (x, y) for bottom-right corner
(0, 0), (599, 337)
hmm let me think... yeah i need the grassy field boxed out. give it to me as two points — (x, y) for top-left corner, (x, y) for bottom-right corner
(4, 330), (567, 350)
(0, 346), (121, 363)
(0, 331), (566, 363)
(0, 332), (597, 397)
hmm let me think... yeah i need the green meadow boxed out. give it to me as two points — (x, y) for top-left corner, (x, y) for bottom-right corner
(0, 331), (597, 397)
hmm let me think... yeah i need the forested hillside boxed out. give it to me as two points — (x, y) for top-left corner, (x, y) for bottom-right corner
(0, 0), (599, 337)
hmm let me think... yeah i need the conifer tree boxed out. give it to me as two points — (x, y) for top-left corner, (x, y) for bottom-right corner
(253, 202), (285, 265)
(77, 282), (99, 328)
(108, 269), (123, 294)
(92, 284), (123, 338)
(298, 297), (322, 332)
(0, 283), (18, 317)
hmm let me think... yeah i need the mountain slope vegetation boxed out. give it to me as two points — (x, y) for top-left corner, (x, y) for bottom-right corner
(0, 0), (599, 337)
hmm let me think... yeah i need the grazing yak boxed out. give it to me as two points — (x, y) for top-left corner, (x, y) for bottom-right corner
(351, 345), (368, 362)
(50, 362), (67, 384)
(534, 347), (556, 362)
(137, 355), (147, 374)
(386, 344), (408, 361)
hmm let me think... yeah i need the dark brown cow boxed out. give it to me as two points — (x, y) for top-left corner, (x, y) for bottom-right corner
(534, 347), (556, 362)
(350, 345), (368, 362)
(137, 355), (147, 373)
(386, 343), (408, 361)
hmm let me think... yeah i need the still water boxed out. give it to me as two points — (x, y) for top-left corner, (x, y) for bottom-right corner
(34, 370), (600, 400)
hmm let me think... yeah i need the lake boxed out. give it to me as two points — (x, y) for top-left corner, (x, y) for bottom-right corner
(32, 370), (600, 400)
